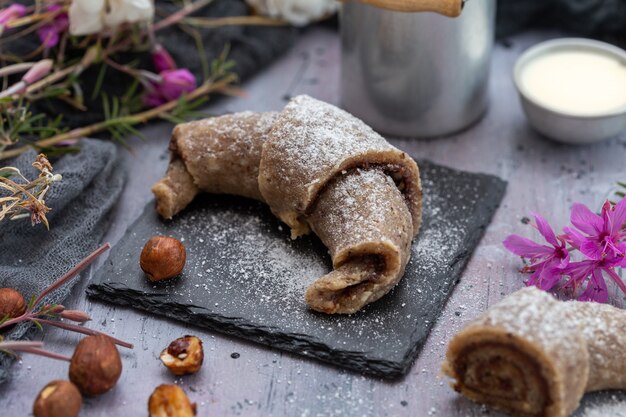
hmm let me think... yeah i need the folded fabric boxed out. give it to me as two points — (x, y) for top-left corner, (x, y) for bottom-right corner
(0, 139), (127, 384)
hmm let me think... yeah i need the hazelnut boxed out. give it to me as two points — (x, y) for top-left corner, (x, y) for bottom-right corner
(33, 380), (82, 417)
(0, 288), (26, 319)
(69, 335), (122, 396)
(160, 335), (204, 375)
(140, 236), (186, 281)
(149, 384), (197, 417)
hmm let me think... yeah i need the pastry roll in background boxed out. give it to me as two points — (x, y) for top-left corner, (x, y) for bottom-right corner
(443, 287), (626, 417)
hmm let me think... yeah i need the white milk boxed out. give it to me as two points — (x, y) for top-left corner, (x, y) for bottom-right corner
(520, 49), (626, 116)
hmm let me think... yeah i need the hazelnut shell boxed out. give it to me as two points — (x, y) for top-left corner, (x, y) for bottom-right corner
(0, 288), (26, 319)
(148, 384), (196, 417)
(33, 380), (82, 417)
(69, 335), (122, 396)
(140, 236), (186, 281)
(160, 335), (204, 376)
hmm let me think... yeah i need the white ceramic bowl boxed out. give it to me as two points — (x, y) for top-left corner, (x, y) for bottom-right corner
(513, 38), (626, 145)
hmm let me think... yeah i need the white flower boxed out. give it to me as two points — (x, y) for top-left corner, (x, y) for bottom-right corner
(69, 0), (154, 36)
(246, 0), (338, 26)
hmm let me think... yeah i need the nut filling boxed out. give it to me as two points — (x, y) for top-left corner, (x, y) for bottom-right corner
(454, 343), (552, 417)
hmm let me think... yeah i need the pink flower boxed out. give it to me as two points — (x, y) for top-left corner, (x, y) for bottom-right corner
(152, 44), (177, 72)
(561, 256), (625, 303)
(37, 5), (69, 49)
(142, 69), (197, 107)
(22, 59), (53, 85)
(159, 69), (197, 101)
(0, 4), (27, 26)
(503, 212), (570, 290)
(563, 198), (626, 262)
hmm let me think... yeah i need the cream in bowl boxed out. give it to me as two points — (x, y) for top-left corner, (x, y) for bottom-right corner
(513, 38), (626, 144)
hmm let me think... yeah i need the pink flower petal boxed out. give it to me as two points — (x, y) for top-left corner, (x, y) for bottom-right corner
(503, 235), (553, 258)
(608, 196), (626, 234)
(562, 226), (586, 249)
(605, 267), (626, 296)
(571, 203), (603, 236)
(578, 269), (608, 303)
(536, 262), (563, 290)
(580, 239), (604, 260)
(531, 212), (559, 247)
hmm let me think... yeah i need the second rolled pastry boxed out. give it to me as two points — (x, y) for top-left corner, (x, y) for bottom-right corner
(443, 287), (626, 417)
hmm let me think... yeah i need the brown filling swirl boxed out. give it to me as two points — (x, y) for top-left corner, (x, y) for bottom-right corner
(453, 343), (552, 417)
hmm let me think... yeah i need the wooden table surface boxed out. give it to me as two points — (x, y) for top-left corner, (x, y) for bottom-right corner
(2, 27), (626, 417)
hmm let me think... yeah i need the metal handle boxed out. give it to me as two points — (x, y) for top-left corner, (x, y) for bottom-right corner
(345, 0), (464, 17)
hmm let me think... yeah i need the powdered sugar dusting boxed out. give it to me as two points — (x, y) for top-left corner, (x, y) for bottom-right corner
(92, 160), (505, 375)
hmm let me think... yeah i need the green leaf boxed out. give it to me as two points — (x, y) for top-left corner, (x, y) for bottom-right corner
(32, 320), (44, 332)
(91, 64), (108, 100)
(27, 294), (36, 310)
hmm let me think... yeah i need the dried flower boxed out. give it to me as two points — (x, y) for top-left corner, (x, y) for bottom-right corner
(160, 335), (204, 376)
(148, 384), (197, 417)
(0, 153), (61, 229)
(152, 44), (177, 72)
(143, 69), (197, 107)
(33, 380), (82, 417)
(69, 335), (122, 396)
(0, 4), (27, 27)
(37, 5), (70, 49)
(504, 196), (626, 302)
(69, 0), (155, 36)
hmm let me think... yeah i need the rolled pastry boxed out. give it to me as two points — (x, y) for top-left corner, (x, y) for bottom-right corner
(259, 95), (422, 239)
(442, 287), (626, 417)
(305, 168), (413, 313)
(152, 111), (277, 219)
(152, 96), (422, 314)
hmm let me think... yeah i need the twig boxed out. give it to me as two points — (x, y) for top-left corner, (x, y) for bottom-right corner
(32, 318), (134, 349)
(153, 0), (215, 31)
(0, 341), (72, 361)
(33, 243), (111, 307)
(184, 15), (289, 28)
(0, 75), (236, 159)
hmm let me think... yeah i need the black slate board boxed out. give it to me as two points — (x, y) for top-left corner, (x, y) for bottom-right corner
(87, 160), (506, 379)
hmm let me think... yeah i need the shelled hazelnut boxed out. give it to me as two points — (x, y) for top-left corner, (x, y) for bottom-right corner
(33, 380), (82, 417)
(0, 288), (26, 319)
(69, 335), (122, 396)
(140, 236), (186, 281)
(148, 384), (197, 417)
(160, 335), (204, 376)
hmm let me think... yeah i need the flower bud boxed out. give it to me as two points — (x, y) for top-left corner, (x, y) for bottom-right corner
(60, 310), (91, 323)
(0, 4), (27, 26)
(22, 59), (53, 85)
(45, 304), (65, 315)
(152, 44), (177, 72)
(159, 69), (197, 102)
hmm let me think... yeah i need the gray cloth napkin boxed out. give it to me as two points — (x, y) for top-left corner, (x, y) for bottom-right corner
(0, 139), (126, 384)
